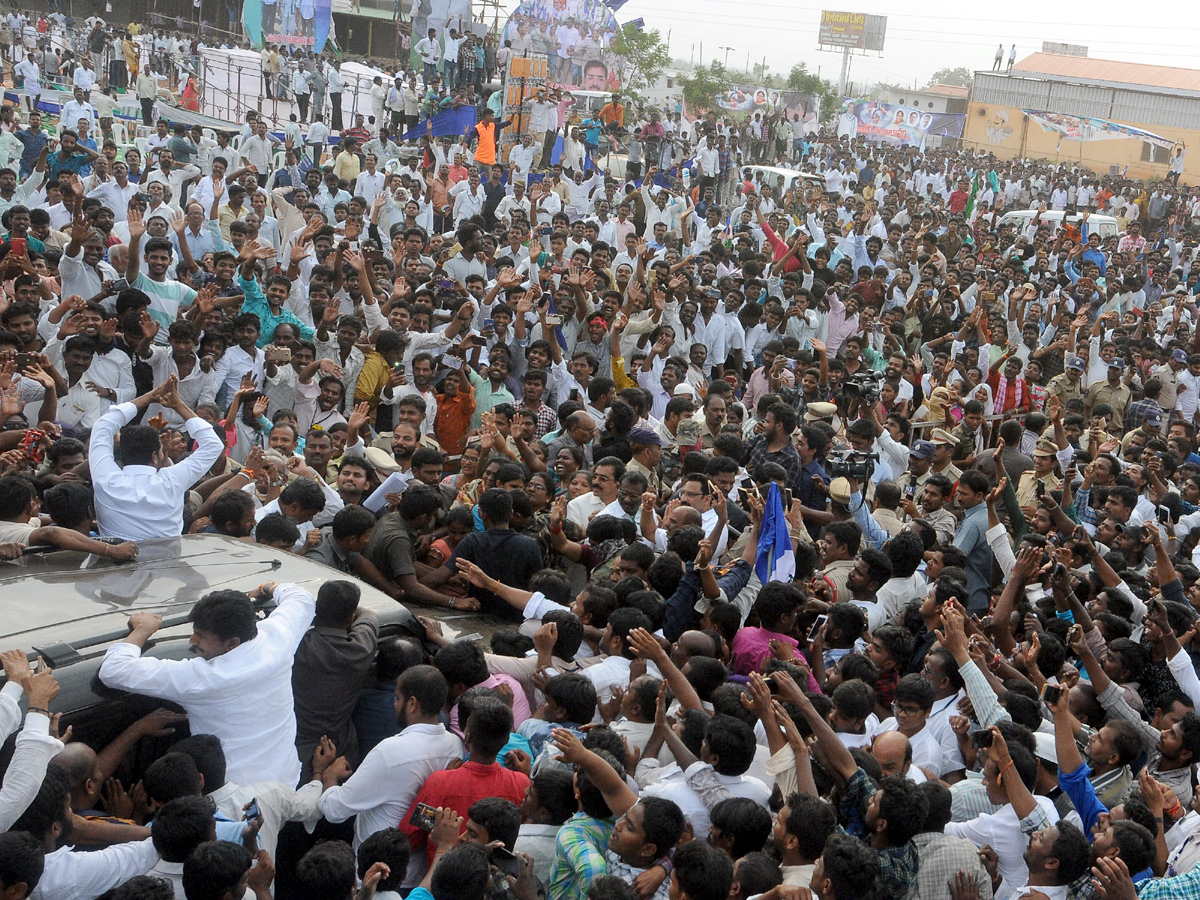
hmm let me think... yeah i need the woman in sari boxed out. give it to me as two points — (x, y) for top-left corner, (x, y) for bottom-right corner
(180, 74), (200, 111)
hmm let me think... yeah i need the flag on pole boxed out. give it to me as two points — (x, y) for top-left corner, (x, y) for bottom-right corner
(625, 17), (645, 30)
(755, 483), (796, 585)
(603, 0), (630, 10)
(963, 172), (980, 221)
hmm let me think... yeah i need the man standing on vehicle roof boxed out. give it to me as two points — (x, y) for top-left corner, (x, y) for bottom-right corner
(98, 580), (315, 787)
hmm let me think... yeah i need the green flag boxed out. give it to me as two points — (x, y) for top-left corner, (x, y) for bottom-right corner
(964, 172), (980, 219)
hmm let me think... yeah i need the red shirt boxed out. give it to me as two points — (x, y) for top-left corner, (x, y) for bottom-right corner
(401, 761), (531, 863)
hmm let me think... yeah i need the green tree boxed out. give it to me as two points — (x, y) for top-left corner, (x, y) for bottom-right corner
(785, 62), (838, 123)
(679, 61), (729, 112)
(925, 66), (973, 88)
(609, 25), (671, 94)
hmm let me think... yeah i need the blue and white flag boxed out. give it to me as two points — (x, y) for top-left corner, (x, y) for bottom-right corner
(603, 0), (630, 10)
(755, 483), (795, 584)
(625, 17), (645, 30)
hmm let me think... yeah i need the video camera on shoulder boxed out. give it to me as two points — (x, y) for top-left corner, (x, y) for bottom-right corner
(842, 370), (884, 403)
(827, 449), (879, 482)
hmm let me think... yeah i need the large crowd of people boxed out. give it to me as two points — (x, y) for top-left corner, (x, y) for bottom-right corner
(6, 11), (1200, 900)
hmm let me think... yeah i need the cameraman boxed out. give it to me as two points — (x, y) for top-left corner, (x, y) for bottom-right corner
(846, 418), (892, 492)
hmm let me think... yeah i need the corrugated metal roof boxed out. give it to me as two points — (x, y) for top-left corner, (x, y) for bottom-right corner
(1012, 52), (1200, 93)
(925, 83), (970, 99)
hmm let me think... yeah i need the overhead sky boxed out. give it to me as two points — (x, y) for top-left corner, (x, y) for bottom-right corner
(495, 0), (1200, 90)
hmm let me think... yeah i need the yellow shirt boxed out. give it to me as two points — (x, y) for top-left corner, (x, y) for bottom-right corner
(332, 150), (361, 182)
(217, 203), (248, 241)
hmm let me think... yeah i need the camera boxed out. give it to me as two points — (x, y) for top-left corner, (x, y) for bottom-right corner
(827, 449), (879, 482)
(842, 370), (884, 404)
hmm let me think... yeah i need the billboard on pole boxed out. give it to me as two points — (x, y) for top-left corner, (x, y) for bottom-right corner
(818, 10), (887, 52)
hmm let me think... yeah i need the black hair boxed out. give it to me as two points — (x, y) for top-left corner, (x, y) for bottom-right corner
(577, 749), (625, 819)
(0, 830), (44, 895)
(588, 876), (638, 900)
(1109, 820), (1155, 876)
(279, 477), (327, 515)
(467, 797), (522, 851)
(314, 579), (362, 627)
(818, 832), (879, 899)
(434, 640), (489, 688)
(189, 590), (258, 644)
(917, 781), (953, 832)
(143, 752), (202, 804)
(255, 512), (300, 547)
(545, 672), (598, 724)
(112, 876), (175, 900)
(531, 766), (577, 825)
(542, 608), (585, 659)
(638, 796), (686, 858)
(876, 775), (929, 845)
(684, 657), (728, 702)
(41, 481), (93, 530)
(709, 796), (771, 859)
(893, 673), (936, 711)
(152, 796), (215, 863)
(872, 625), (914, 667)
(464, 696), (514, 758)
(672, 840), (734, 900)
(831, 680), (876, 722)
(210, 490), (256, 535)
(182, 842), (253, 900)
(171, 734), (226, 792)
(295, 841), (357, 900)
(704, 715), (757, 777)
(357, 830), (410, 892)
(1048, 821), (1093, 885)
(752, 582), (803, 630)
(733, 852), (782, 897)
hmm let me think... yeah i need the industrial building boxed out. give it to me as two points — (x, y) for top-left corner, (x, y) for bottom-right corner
(965, 50), (1200, 180)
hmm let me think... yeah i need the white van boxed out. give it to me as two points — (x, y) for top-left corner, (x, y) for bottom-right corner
(997, 209), (1121, 240)
(740, 165), (824, 196)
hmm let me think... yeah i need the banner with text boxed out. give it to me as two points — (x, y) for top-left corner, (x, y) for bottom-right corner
(837, 99), (965, 147)
(242, 0), (332, 50)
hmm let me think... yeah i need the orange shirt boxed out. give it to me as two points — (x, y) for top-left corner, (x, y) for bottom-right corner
(435, 384), (476, 455)
(473, 121), (498, 165)
(599, 102), (624, 128)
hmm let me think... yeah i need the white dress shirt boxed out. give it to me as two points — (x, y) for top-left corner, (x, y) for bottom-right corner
(143, 348), (218, 427)
(944, 795), (1060, 890)
(99, 583), (316, 786)
(319, 722), (464, 869)
(32, 839), (159, 900)
(0, 692), (62, 831)
(59, 245), (121, 310)
(208, 777), (323, 859)
(58, 377), (111, 429)
(641, 760), (770, 836)
(89, 403), (224, 541)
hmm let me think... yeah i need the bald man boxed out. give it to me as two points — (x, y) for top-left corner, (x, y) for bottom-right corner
(57, 708), (187, 817)
(872, 730), (926, 783)
(671, 630), (724, 667)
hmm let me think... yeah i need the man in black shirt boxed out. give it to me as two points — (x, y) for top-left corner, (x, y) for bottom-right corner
(422, 488), (542, 622)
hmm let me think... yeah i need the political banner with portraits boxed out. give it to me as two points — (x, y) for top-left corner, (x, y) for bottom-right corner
(501, 0), (622, 91)
(708, 87), (820, 133)
(1021, 109), (1174, 150)
(837, 99), (965, 147)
